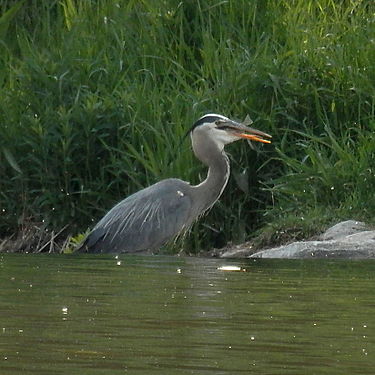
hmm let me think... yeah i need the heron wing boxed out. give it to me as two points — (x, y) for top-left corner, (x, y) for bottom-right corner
(80, 179), (193, 253)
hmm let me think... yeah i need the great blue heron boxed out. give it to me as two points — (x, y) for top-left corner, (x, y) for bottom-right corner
(77, 114), (271, 253)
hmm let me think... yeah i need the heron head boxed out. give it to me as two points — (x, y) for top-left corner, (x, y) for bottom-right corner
(190, 114), (272, 150)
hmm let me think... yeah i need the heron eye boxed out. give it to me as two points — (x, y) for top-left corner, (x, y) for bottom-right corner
(215, 120), (221, 126)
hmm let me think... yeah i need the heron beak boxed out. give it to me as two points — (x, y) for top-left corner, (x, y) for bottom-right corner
(229, 121), (272, 144)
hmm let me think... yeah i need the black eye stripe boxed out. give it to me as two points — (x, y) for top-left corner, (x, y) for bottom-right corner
(190, 115), (226, 132)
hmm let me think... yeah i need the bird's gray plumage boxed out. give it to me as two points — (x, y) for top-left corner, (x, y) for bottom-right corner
(83, 179), (193, 253)
(77, 113), (271, 253)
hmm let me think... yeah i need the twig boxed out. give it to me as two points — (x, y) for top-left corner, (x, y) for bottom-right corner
(36, 225), (69, 253)
(49, 231), (55, 253)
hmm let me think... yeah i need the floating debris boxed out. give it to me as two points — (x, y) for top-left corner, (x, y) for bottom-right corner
(217, 265), (245, 272)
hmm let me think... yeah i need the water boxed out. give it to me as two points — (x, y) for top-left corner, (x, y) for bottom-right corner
(1, 254), (374, 375)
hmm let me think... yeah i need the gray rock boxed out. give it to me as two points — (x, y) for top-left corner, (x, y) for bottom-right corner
(319, 220), (369, 241)
(248, 221), (375, 259)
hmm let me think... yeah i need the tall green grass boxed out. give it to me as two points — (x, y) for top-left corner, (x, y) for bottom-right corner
(0, 0), (374, 251)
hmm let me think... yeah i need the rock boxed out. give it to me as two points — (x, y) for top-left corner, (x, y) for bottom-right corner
(249, 236), (375, 259)
(246, 220), (375, 259)
(319, 220), (369, 241)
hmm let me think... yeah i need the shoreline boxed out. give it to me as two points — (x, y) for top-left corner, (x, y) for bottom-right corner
(2, 220), (374, 259)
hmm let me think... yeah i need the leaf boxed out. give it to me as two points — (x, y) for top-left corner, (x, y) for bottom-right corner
(233, 170), (249, 194)
(3, 148), (22, 174)
(0, 0), (25, 41)
(243, 114), (253, 126)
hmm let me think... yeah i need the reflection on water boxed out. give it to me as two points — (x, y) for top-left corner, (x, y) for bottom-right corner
(0, 254), (374, 375)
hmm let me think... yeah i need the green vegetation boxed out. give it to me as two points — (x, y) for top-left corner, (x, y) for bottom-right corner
(0, 0), (374, 252)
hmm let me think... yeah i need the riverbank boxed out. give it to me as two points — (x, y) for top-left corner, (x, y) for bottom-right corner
(215, 220), (375, 259)
(2, 220), (375, 260)
(0, 224), (73, 254)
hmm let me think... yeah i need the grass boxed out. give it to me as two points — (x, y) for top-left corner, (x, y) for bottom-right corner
(265, 119), (375, 230)
(0, 0), (374, 252)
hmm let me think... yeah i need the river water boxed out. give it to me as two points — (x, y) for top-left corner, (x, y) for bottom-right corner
(0, 254), (374, 374)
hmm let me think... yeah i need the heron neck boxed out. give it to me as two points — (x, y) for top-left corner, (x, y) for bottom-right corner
(193, 148), (230, 213)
